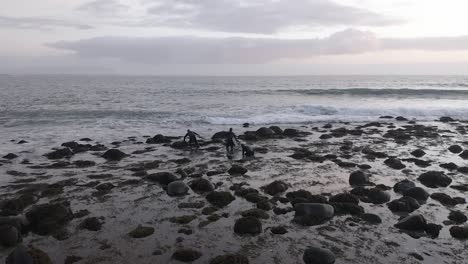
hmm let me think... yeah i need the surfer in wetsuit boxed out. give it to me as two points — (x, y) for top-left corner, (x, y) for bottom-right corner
(184, 129), (200, 149)
(241, 144), (255, 158)
(225, 128), (239, 152)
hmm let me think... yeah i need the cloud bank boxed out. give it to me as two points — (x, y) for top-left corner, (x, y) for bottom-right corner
(0, 16), (93, 30)
(49, 29), (468, 64)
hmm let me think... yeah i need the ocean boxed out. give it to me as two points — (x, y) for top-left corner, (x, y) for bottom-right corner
(1, 75), (468, 143)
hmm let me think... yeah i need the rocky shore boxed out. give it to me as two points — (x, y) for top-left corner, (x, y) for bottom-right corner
(0, 116), (467, 263)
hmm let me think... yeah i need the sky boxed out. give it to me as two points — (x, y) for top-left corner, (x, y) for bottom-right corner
(1, 0), (468, 75)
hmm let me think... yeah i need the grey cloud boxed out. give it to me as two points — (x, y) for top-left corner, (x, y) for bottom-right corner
(0, 16), (93, 30)
(77, 0), (129, 16)
(48, 29), (468, 64)
(146, 0), (400, 33)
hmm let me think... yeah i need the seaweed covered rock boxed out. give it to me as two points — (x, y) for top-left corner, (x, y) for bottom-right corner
(262, 180), (289, 196)
(25, 202), (73, 236)
(234, 216), (262, 235)
(303, 247), (335, 264)
(102, 149), (128, 161)
(418, 171), (452, 188)
(293, 203), (334, 226)
(206, 191), (235, 208)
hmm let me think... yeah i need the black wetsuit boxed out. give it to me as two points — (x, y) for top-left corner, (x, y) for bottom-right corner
(225, 131), (238, 152)
(184, 131), (200, 148)
(242, 145), (254, 158)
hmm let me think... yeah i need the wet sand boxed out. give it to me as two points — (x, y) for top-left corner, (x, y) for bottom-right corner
(1, 118), (467, 264)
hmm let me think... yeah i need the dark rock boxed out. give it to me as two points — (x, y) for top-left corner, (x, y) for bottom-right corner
(79, 217), (103, 231)
(329, 193), (359, 204)
(18, 140), (28, 144)
(146, 172), (178, 185)
(262, 180), (289, 196)
(393, 180), (416, 194)
(360, 213), (382, 224)
(228, 165), (248, 175)
(388, 197), (420, 213)
(430, 193), (460, 206)
(178, 201), (205, 209)
(3, 153), (18, 160)
(171, 141), (188, 149)
(411, 149), (426, 157)
(189, 178), (214, 193)
(449, 225), (468, 239)
(394, 214), (426, 231)
(212, 131), (230, 140)
(0, 225), (19, 247)
(293, 203), (334, 226)
(25, 202), (73, 235)
(6, 245), (52, 264)
(331, 202), (364, 215)
(1, 194), (39, 216)
(286, 190), (327, 205)
(418, 171), (452, 188)
(64, 256), (83, 264)
(128, 225), (154, 238)
(366, 188), (391, 204)
(271, 226), (288, 235)
(206, 191), (235, 208)
(167, 181), (189, 196)
(146, 134), (171, 144)
(448, 145), (463, 153)
(172, 249), (202, 262)
(102, 149), (127, 161)
(349, 171), (370, 186)
(169, 215), (197, 224)
(256, 200), (272, 211)
(210, 254), (249, 264)
(396, 116), (408, 121)
(95, 183), (114, 191)
(459, 150), (468, 159)
(44, 148), (73, 159)
(439, 116), (455, 122)
(269, 126), (283, 135)
(240, 209), (269, 219)
(384, 158), (406, 170)
(74, 160), (96, 168)
(256, 127), (275, 138)
(448, 211), (467, 224)
(303, 246), (335, 264)
(234, 216), (262, 235)
(404, 187), (430, 202)
(440, 162), (458, 171)
(283, 128), (299, 137)
(457, 166), (468, 174)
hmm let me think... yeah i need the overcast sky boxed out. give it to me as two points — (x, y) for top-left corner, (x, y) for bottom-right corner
(2, 0), (468, 75)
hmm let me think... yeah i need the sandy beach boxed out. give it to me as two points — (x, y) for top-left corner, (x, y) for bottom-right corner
(1, 117), (467, 263)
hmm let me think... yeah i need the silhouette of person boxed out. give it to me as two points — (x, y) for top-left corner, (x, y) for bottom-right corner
(225, 128), (239, 152)
(241, 144), (255, 158)
(184, 129), (200, 149)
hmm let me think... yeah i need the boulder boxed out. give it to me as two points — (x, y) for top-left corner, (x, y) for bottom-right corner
(102, 149), (127, 161)
(303, 247), (335, 264)
(234, 216), (262, 235)
(3, 153), (18, 160)
(172, 249), (202, 262)
(410, 149), (426, 158)
(0, 225), (19, 247)
(283, 128), (299, 137)
(44, 148), (73, 159)
(388, 197), (420, 213)
(146, 134), (171, 144)
(167, 181), (189, 196)
(393, 180), (416, 194)
(448, 145), (463, 154)
(360, 213), (382, 224)
(170, 141), (188, 149)
(384, 158), (406, 170)
(430, 193), (460, 206)
(394, 214), (427, 231)
(6, 245), (52, 264)
(25, 202), (73, 235)
(210, 254), (249, 264)
(366, 188), (391, 204)
(418, 171), (452, 188)
(262, 180), (289, 196)
(128, 225), (154, 238)
(404, 187), (429, 202)
(449, 225), (468, 239)
(146, 172), (178, 185)
(79, 217), (103, 231)
(459, 150), (468, 159)
(439, 116), (455, 122)
(293, 203), (334, 226)
(270, 226), (288, 235)
(189, 178), (214, 193)
(448, 211), (467, 224)
(329, 193), (359, 204)
(240, 209), (269, 219)
(269, 126), (283, 135)
(440, 162), (458, 171)
(212, 131), (230, 140)
(228, 165), (248, 175)
(206, 191), (235, 208)
(256, 127), (275, 138)
(349, 171), (370, 186)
